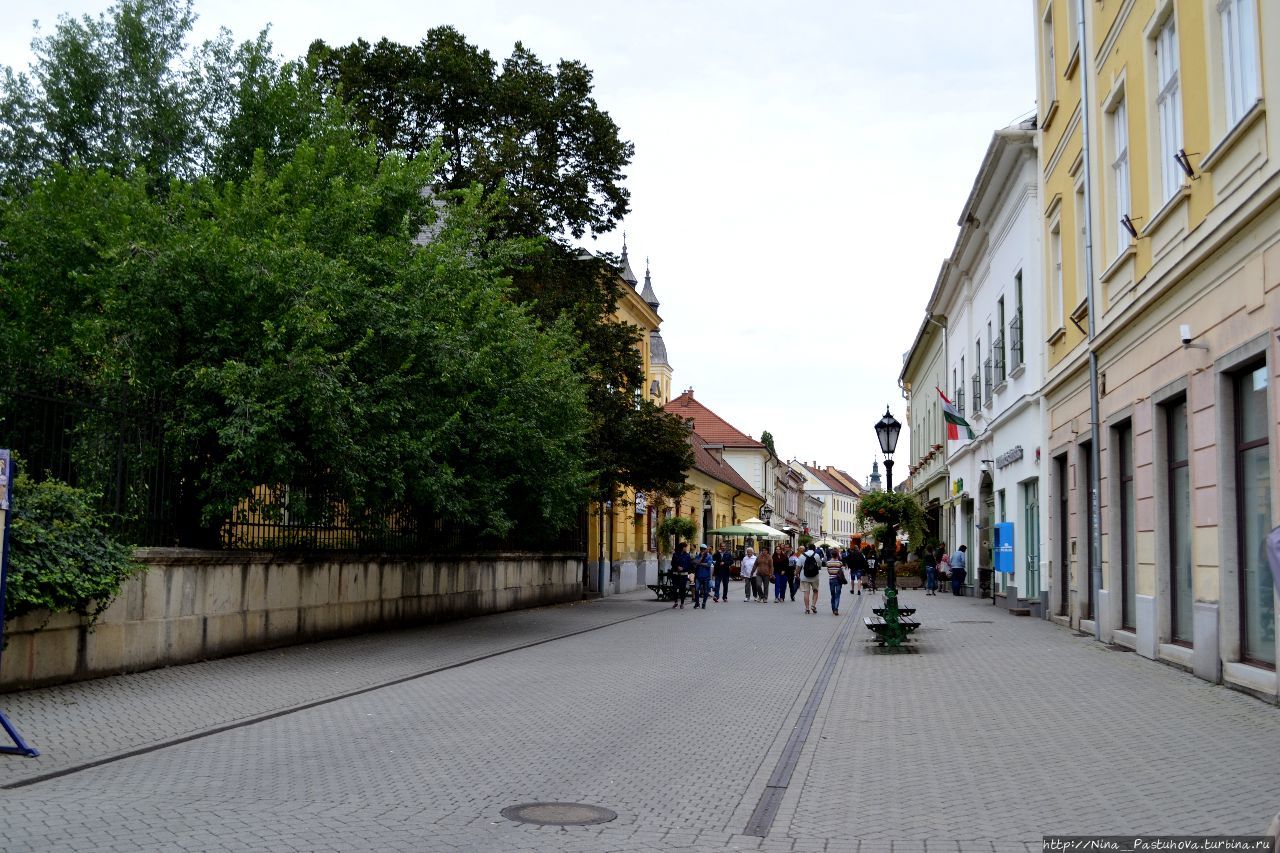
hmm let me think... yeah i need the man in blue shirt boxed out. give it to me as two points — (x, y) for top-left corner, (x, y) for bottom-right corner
(692, 544), (713, 609)
(950, 544), (968, 596)
(712, 542), (735, 603)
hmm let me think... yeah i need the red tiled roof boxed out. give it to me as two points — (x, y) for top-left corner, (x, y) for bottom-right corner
(803, 464), (857, 496)
(690, 433), (764, 500)
(664, 391), (765, 449)
(827, 467), (865, 494)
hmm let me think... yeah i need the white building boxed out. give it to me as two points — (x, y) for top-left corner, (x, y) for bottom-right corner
(935, 121), (1047, 612)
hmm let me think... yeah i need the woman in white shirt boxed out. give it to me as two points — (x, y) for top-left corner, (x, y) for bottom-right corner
(740, 547), (757, 602)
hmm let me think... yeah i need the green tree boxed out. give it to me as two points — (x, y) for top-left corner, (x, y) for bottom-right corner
(311, 30), (694, 502)
(761, 430), (777, 458)
(0, 0), (320, 194)
(309, 29), (631, 240)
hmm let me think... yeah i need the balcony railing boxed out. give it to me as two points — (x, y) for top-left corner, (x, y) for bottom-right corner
(1010, 311), (1024, 368)
(994, 334), (1006, 383)
(983, 358), (993, 405)
(956, 385), (966, 417)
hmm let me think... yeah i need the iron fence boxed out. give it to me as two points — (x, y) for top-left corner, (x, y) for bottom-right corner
(1, 364), (587, 555)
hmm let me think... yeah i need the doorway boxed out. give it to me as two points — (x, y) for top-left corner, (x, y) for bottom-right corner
(978, 471), (994, 598)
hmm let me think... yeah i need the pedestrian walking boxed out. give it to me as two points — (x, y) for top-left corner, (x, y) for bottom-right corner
(772, 545), (789, 602)
(799, 547), (822, 614)
(826, 547), (848, 615)
(787, 547), (801, 600)
(670, 542), (692, 609)
(692, 544), (713, 609)
(741, 547), (758, 602)
(950, 544), (968, 596)
(847, 543), (869, 595)
(923, 544), (938, 596)
(863, 544), (879, 593)
(755, 543), (774, 602)
(712, 541), (734, 603)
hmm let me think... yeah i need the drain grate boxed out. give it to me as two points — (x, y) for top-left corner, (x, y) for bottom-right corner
(500, 802), (617, 826)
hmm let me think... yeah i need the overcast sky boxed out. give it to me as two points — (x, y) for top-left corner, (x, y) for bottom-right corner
(2, 0), (1036, 487)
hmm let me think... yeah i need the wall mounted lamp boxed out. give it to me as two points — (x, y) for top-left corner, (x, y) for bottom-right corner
(1180, 324), (1209, 351)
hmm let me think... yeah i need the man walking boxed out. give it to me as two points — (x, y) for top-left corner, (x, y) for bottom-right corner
(712, 541), (734, 603)
(950, 544), (968, 596)
(670, 542), (692, 609)
(692, 544), (713, 609)
(923, 544), (938, 596)
(799, 546), (823, 614)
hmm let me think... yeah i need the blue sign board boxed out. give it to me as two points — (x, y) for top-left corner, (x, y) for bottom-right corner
(994, 522), (1015, 574)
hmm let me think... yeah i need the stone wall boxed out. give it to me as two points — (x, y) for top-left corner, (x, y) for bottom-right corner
(0, 549), (583, 691)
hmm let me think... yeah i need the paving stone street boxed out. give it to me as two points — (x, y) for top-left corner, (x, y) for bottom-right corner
(1, 584), (1278, 852)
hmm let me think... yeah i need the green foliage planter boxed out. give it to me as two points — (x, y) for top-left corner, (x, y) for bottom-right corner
(4, 471), (140, 623)
(655, 516), (698, 554)
(856, 490), (926, 550)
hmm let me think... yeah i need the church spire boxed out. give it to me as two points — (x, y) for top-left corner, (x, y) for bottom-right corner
(639, 256), (660, 309)
(618, 232), (638, 286)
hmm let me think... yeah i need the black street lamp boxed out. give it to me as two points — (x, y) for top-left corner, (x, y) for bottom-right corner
(874, 407), (906, 647)
(760, 504), (773, 524)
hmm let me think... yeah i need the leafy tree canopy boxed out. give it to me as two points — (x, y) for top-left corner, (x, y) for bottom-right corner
(309, 29), (632, 241)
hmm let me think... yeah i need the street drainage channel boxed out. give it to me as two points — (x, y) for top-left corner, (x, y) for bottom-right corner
(500, 802), (617, 826)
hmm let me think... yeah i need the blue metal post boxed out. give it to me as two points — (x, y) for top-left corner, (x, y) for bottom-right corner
(0, 451), (40, 757)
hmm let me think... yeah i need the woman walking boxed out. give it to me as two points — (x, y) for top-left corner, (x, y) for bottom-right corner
(755, 544), (774, 602)
(826, 547), (847, 615)
(923, 544), (938, 596)
(772, 545), (789, 602)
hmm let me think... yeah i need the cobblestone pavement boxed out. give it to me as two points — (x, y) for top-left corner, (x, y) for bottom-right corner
(1, 584), (1278, 852)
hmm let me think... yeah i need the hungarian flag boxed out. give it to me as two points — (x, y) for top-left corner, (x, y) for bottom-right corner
(937, 387), (975, 441)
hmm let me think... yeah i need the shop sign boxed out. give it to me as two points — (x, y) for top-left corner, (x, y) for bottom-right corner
(995, 446), (1023, 469)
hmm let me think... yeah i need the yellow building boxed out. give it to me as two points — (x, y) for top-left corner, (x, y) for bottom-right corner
(585, 244), (678, 594)
(1034, 0), (1279, 696)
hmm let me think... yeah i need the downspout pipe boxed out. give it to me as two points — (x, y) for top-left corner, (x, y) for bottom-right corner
(1077, 0), (1104, 640)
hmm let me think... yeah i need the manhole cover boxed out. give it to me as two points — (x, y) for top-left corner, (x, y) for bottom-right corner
(951, 620), (993, 624)
(500, 802), (617, 826)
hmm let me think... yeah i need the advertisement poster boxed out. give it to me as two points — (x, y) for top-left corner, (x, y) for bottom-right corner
(994, 522), (1015, 574)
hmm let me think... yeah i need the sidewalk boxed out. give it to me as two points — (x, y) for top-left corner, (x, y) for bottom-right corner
(0, 594), (667, 787)
(0, 584), (1277, 852)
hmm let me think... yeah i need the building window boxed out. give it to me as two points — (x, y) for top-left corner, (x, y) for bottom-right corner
(995, 298), (1007, 383)
(1153, 14), (1184, 203)
(1165, 396), (1193, 645)
(1073, 182), (1087, 307)
(1050, 219), (1064, 331)
(1234, 362), (1272, 667)
(1109, 95), (1132, 256)
(1057, 453), (1070, 616)
(1011, 272), (1025, 367)
(1117, 422), (1136, 630)
(1042, 4), (1057, 107)
(1219, 0), (1260, 127)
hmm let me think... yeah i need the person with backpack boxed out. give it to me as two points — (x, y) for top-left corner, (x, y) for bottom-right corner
(863, 543), (879, 593)
(799, 547), (823, 614)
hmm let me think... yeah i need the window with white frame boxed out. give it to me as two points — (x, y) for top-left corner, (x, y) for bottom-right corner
(1074, 182), (1087, 304)
(1109, 96), (1131, 255)
(1042, 5), (1057, 107)
(1218, 0), (1260, 127)
(1050, 218), (1064, 330)
(1154, 15), (1183, 203)
(1066, 0), (1079, 55)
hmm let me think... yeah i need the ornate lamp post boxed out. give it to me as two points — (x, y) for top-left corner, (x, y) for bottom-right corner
(874, 407), (905, 647)
(760, 504), (773, 524)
